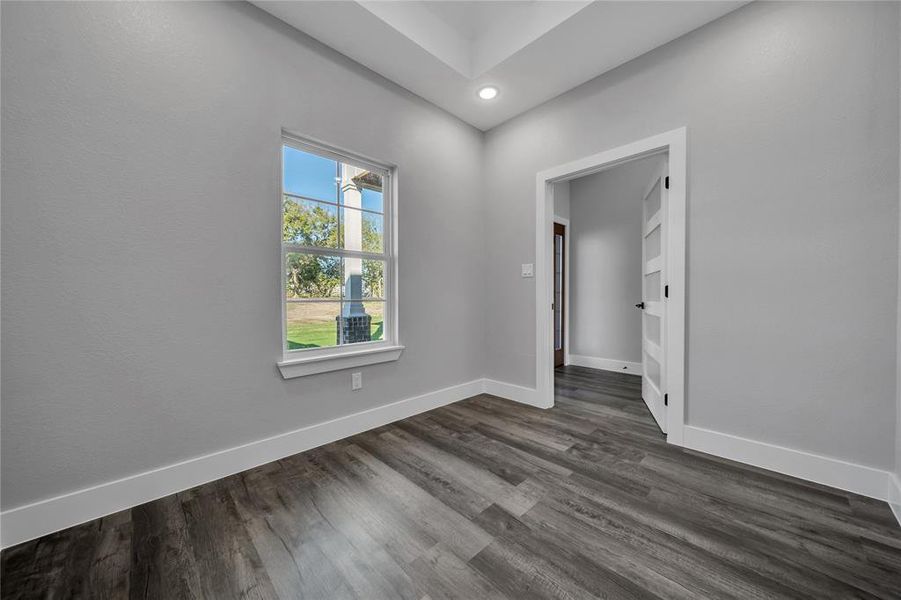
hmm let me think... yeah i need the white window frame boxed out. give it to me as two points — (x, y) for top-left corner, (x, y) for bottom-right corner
(277, 132), (402, 378)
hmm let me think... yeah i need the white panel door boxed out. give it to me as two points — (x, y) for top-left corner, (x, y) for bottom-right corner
(640, 165), (668, 433)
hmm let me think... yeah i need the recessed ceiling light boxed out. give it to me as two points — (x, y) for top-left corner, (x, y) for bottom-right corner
(478, 86), (499, 100)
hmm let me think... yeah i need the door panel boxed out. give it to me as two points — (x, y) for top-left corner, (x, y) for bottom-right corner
(644, 312), (661, 347)
(553, 222), (565, 368)
(641, 167), (668, 433)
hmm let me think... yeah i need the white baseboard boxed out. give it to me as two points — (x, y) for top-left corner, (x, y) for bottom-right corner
(6, 379), (892, 549)
(568, 354), (642, 375)
(682, 425), (892, 502)
(482, 379), (547, 408)
(889, 473), (901, 527)
(0, 379), (485, 549)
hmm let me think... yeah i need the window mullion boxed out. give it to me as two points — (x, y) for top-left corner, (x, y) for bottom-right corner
(335, 159), (342, 253)
(283, 192), (338, 209)
(338, 162), (345, 346)
(282, 244), (386, 261)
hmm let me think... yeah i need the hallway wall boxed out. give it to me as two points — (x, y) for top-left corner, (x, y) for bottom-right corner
(568, 155), (663, 368)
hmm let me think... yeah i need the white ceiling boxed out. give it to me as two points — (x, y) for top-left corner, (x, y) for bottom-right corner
(253, 1), (748, 131)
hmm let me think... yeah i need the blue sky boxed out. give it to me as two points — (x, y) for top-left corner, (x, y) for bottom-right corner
(283, 146), (383, 212)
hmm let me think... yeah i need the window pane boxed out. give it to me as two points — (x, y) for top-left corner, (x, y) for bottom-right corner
(362, 212), (384, 253)
(286, 301), (341, 349)
(283, 146), (338, 202)
(338, 301), (385, 345)
(283, 197), (339, 248)
(361, 188), (383, 213)
(363, 301), (385, 342)
(340, 207), (383, 253)
(341, 258), (384, 300)
(340, 170), (383, 210)
(285, 253), (341, 299)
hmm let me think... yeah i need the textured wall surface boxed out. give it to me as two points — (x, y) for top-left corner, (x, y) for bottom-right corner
(895, 5), (901, 503)
(0, 1), (485, 509)
(482, 1), (900, 469)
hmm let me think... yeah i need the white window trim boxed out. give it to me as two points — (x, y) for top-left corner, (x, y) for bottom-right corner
(278, 132), (402, 379)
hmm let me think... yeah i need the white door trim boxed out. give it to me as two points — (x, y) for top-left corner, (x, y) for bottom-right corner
(553, 216), (571, 366)
(535, 127), (688, 444)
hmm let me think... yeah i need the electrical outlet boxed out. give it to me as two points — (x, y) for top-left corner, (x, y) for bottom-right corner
(351, 372), (362, 391)
(521, 263), (534, 277)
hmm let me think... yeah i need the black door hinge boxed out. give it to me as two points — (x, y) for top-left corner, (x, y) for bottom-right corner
(664, 176), (670, 190)
(664, 393), (668, 406)
(664, 284), (669, 298)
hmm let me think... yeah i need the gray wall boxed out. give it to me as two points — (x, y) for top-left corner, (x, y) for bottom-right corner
(483, 1), (900, 469)
(0, 1), (485, 509)
(896, 5), (901, 498)
(569, 156), (663, 364)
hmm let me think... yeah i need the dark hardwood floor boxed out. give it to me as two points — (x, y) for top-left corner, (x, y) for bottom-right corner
(2, 365), (900, 599)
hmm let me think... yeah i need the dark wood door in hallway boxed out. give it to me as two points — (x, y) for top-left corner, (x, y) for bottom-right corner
(2, 366), (900, 599)
(553, 221), (566, 369)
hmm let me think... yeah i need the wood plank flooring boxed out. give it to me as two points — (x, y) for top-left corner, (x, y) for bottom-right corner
(2, 366), (900, 599)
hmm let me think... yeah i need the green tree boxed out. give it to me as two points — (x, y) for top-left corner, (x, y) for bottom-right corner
(284, 198), (340, 298)
(283, 196), (384, 300)
(363, 259), (383, 299)
(362, 216), (384, 298)
(283, 198), (338, 247)
(285, 254), (340, 298)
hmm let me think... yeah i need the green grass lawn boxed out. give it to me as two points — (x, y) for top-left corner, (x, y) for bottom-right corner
(286, 302), (384, 349)
(287, 316), (383, 349)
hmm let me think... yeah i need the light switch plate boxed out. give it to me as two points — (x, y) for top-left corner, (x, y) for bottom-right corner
(352, 372), (362, 390)
(521, 263), (534, 278)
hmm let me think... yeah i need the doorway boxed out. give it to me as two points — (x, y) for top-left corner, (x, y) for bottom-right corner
(535, 128), (687, 445)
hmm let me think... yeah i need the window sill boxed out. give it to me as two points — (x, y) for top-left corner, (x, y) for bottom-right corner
(277, 344), (404, 379)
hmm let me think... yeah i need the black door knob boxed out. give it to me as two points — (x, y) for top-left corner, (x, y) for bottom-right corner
(635, 302), (645, 309)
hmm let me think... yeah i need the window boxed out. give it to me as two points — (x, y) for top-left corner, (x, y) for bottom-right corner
(278, 134), (402, 378)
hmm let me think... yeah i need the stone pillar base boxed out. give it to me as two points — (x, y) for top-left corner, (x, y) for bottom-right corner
(337, 315), (372, 344)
